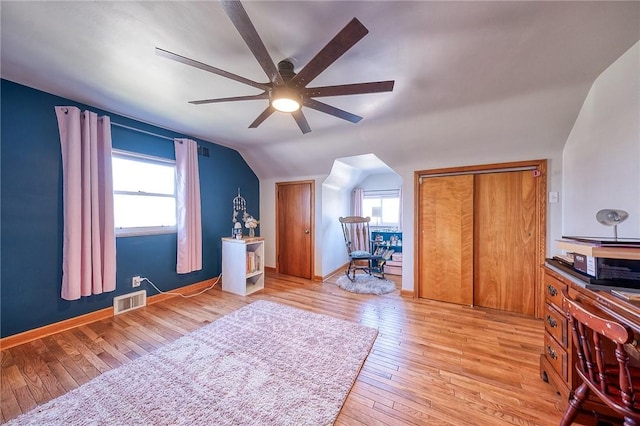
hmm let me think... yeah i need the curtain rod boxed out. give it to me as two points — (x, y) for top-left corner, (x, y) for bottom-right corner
(110, 122), (175, 142)
(59, 107), (181, 143)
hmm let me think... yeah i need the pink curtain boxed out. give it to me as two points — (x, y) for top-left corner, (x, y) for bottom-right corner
(174, 139), (202, 273)
(55, 106), (116, 300)
(353, 188), (363, 216)
(351, 188), (366, 251)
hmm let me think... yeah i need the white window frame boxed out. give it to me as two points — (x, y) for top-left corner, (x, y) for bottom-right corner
(112, 149), (177, 237)
(362, 189), (401, 230)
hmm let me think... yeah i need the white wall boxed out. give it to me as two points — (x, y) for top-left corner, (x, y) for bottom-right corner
(260, 174), (327, 277)
(395, 167), (415, 292)
(357, 173), (402, 191)
(320, 184), (351, 276)
(261, 158), (405, 280)
(261, 172), (402, 279)
(562, 42), (640, 239)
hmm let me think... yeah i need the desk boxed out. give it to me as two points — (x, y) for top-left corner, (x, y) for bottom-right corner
(541, 263), (640, 425)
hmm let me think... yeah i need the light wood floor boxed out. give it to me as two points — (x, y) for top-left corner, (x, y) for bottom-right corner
(1, 272), (568, 425)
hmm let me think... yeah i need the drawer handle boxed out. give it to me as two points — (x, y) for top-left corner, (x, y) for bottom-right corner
(547, 284), (558, 297)
(547, 345), (558, 360)
(546, 315), (557, 328)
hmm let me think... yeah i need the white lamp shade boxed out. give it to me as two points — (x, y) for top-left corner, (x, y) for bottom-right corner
(272, 98), (300, 112)
(270, 87), (301, 112)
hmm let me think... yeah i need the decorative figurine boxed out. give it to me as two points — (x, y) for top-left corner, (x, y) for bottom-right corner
(232, 188), (259, 238)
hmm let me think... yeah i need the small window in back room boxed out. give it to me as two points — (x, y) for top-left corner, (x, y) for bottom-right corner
(112, 149), (177, 236)
(362, 189), (400, 229)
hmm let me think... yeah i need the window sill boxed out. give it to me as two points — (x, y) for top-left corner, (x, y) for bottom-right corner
(116, 226), (177, 238)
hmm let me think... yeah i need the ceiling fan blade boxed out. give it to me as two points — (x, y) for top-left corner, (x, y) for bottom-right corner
(303, 98), (362, 124)
(156, 47), (269, 91)
(248, 105), (276, 128)
(291, 110), (311, 134)
(189, 93), (269, 105)
(290, 18), (369, 89)
(303, 81), (395, 98)
(221, 1), (284, 85)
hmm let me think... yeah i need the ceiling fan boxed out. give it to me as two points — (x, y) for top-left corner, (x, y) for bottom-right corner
(156, 0), (395, 134)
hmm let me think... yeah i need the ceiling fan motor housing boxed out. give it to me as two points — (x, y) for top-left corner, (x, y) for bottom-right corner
(277, 60), (296, 82)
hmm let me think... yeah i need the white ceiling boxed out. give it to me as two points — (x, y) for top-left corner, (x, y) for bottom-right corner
(2, 1), (639, 179)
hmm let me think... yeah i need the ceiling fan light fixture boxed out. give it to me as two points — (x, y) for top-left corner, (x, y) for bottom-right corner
(159, 2), (395, 133)
(270, 87), (301, 113)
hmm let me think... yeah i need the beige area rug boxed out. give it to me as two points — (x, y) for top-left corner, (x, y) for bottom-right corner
(336, 274), (396, 295)
(7, 300), (378, 426)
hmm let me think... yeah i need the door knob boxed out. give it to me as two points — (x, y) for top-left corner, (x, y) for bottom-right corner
(304, 229), (310, 234)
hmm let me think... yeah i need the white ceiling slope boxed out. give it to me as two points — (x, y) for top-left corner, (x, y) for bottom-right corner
(324, 154), (396, 190)
(2, 1), (639, 180)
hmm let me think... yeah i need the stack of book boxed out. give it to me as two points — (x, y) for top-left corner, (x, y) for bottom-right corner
(385, 252), (403, 276)
(246, 252), (261, 274)
(373, 247), (395, 259)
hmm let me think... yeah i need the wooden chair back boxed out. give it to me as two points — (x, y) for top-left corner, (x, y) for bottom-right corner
(339, 216), (372, 255)
(561, 289), (640, 424)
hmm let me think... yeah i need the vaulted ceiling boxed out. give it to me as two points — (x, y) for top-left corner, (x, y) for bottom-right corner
(2, 1), (638, 179)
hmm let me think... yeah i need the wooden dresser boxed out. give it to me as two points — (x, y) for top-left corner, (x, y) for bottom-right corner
(540, 264), (640, 425)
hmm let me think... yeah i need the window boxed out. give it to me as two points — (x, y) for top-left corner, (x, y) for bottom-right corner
(112, 149), (176, 236)
(362, 189), (400, 229)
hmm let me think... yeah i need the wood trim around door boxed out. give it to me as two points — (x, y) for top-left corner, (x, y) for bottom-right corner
(414, 159), (547, 318)
(275, 180), (315, 280)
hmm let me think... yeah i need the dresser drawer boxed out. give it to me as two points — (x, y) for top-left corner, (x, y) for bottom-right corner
(544, 333), (568, 381)
(544, 272), (566, 309)
(544, 303), (568, 347)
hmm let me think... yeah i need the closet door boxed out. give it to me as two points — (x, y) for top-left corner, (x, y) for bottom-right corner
(473, 170), (537, 315)
(418, 175), (474, 305)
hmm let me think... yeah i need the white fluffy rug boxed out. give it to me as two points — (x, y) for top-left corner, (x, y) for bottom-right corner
(336, 274), (396, 295)
(6, 300), (378, 426)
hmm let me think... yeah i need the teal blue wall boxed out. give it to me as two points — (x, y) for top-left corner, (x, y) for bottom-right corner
(0, 79), (259, 338)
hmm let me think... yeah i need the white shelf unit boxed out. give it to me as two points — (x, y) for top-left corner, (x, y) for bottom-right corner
(221, 237), (265, 296)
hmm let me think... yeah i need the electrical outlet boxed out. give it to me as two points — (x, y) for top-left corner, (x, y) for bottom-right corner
(132, 276), (142, 288)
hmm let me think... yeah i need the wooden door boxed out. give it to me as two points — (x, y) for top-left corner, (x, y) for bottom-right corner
(474, 170), (537, 316)
(276, 181), (313, 279)
(418, 175), (474, 305)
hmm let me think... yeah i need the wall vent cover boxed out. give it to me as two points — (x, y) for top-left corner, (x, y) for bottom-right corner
(113, 290), (147, 315)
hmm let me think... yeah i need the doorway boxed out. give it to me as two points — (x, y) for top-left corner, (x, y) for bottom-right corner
(276, 180), (314, 279)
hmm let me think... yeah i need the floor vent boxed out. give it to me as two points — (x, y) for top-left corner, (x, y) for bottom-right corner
(113, 290), (147, 315)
